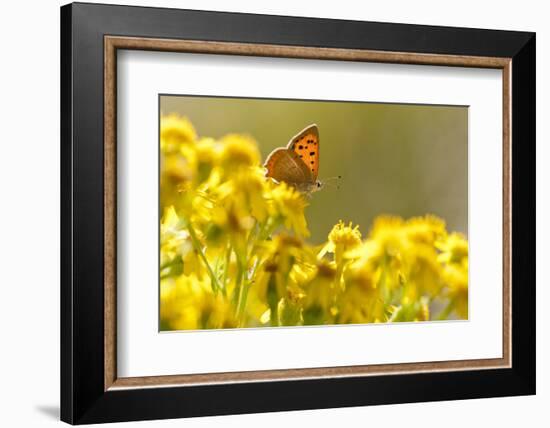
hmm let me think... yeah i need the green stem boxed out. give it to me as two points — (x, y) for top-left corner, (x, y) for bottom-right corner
(159, 258), (182, 279)
(437, 300), (455, 320)
(258, 217), (281, 242)
(268, 274), (279, 327)
(237, 282), (249, 326)
(233, 218), (279, 326)
(234, 260), (246, 323)
(221, 242), (232, 297)
(247, 259), (260, 285)
(334, 246), (345, 289)
(187, 223), (220, 294)
(213, 248), (227, 298)
(234, 224), (261, 325)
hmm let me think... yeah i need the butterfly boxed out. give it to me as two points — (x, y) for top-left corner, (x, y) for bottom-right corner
(264, 124), (323, 195)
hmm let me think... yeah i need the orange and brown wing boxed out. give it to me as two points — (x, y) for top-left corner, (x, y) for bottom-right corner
(264, 148), (313, 185)
(286, 124), (320, 181)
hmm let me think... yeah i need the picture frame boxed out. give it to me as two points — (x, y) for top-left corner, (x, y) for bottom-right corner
(60, 2), (535, 424)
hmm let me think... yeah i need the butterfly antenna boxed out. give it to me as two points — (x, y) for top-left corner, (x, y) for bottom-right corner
(323, 175), (342, 190)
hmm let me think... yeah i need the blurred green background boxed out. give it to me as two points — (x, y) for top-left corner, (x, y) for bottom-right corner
(161, 95), (468, 243)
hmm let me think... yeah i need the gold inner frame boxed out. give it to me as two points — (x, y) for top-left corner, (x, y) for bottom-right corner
(104, 35), (512, 391)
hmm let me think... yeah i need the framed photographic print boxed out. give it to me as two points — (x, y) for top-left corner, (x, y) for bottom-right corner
(60, 2), (536, 424)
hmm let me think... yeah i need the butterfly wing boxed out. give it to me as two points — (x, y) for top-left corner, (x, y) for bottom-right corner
(286, 124), (320, 181)
(264, 148), (314, 185)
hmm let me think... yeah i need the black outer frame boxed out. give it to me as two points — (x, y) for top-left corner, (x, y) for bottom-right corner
(60, 2), (535, 424)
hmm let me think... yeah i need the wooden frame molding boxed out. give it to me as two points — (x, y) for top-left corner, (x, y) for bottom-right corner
(104, 35), (512, 391)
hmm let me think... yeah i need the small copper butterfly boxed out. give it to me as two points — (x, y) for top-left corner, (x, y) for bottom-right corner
(264, 124), (323, 194)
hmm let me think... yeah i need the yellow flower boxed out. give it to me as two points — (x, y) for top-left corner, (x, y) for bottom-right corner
(161, 152), (194, 185)
(362, 215), (447, 299)
(389, 296), (431, 322)
(190, 168), (270, 261)
(344, 255), (380, 293)
(328, 220), (362, 249)
(278, 286), (306, 326)
(339, 253), (385, 323)
(436, 232), (469, 318)
(437, 232), (468, 265)
(368, 216), (407, 258)
(268, 182), (310, 237)
(220, 134), (261, 170)
(226, 167), (270, 224)
(160, 114), (197, 153)
(194, 137), (220, 183)
(320, 220), (362, 262)
(301, 260), (338, 325)
(160, 206), (191, 269)
(160, 274), (237, 330)
(406, 215), (447, 245)
(441, 262), (468, 318)
(248, 234), (316, 326)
